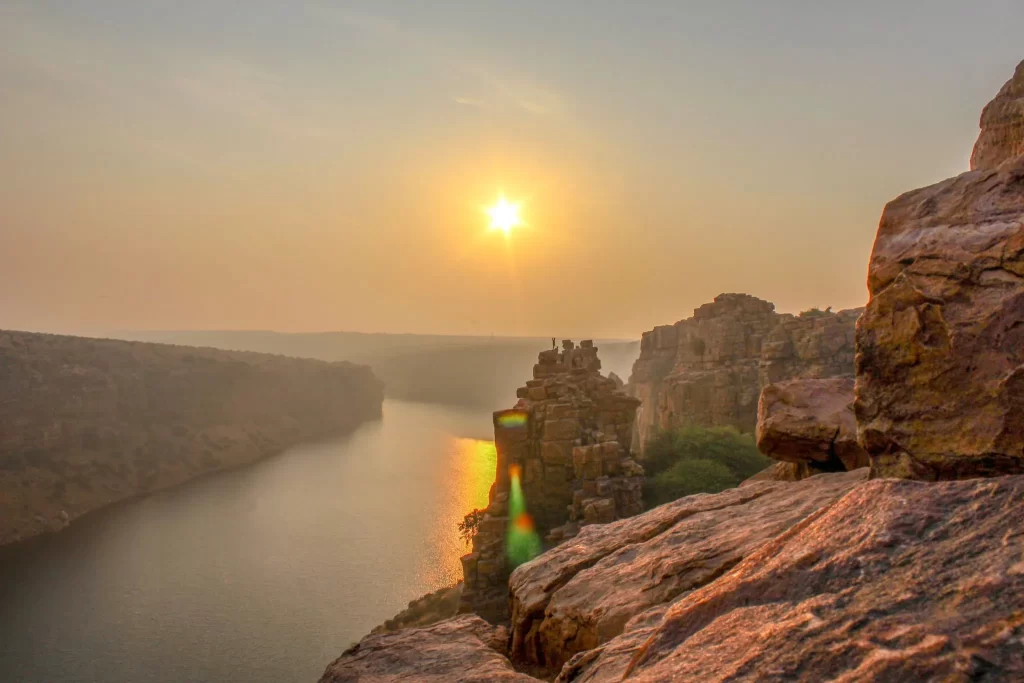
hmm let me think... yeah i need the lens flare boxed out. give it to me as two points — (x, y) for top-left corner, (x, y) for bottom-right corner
(497, 410), (529, 429)
(506, 465), (542, 566)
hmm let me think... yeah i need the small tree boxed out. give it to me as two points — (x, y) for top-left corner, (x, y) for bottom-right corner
(458, 508), (486, 546)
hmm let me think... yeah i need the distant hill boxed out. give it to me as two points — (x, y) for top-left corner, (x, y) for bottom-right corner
(119, 331), (641, 410)
(0, 330), (384, 545)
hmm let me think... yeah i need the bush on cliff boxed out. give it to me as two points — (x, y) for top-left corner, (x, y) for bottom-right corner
(643, 425), (769, 507)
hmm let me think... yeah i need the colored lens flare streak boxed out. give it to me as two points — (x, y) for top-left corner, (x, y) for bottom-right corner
(506, 465), (542, 566)
(497, 411), (529, 429)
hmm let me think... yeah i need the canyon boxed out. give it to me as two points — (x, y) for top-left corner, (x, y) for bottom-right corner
(320, 59), (1024, 682)
(0, 330), (384, 546)
(626, 295), (860, 451)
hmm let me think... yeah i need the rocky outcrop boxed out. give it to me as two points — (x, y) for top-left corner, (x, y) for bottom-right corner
(971, 60), (1024, 171)
(0, 330), (383, 546)
(856, 67), (1024, 479)
(370, 583), (463, 635)
(628, 294), (859, 451)
(460, 341), (643, 623)
(319, 615), (540, 682)
(507, 471), (866, 674)
(756, 377), (868, 476)
(556, 475), (1024, 681)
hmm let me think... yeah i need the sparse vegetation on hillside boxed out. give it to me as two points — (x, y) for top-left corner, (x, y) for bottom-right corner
(643, 425), (770, 507)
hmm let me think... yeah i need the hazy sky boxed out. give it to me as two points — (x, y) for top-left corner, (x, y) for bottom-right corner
(2, 1), (1022, 338)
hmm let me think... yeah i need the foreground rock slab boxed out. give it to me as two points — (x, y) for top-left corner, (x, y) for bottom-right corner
(558, 475), (1024, 682)
(319, 615), (540, 683)
(757, 377), (868, 474)
(509, 471), (867, 673)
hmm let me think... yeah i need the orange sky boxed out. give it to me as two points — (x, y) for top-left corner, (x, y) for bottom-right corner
(2, 2), (1023, 338)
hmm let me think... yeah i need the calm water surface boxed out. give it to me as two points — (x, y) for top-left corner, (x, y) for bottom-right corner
(0, 400), (496, 683)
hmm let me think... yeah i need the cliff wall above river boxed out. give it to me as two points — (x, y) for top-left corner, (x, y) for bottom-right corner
(0, 330), (384, 546)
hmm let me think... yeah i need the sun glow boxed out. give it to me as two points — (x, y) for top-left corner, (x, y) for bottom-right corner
(486, 197), (522, 235)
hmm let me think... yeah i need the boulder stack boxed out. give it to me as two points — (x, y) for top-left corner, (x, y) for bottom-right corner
(460, 341), (643, 623)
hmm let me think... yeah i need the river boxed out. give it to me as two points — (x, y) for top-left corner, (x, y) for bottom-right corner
(0, 400), (497, 683)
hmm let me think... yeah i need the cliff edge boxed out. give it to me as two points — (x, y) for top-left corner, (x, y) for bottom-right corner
(0, 330), (384, 546)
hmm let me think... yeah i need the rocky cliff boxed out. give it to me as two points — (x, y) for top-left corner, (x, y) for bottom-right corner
(627, 294), (859, 450)
(0, 330), (384, 546)
(460, 341), (643, 623)
(319, 59), (1024, 682)
(857, 59), (1024, 480)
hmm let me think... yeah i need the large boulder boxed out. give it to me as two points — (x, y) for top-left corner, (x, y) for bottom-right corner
(318, 615), (539, 683)
(507, 471), (866, 673)
(557, 475), (1024, 681)
(971, 60), (1024, 171)
(856, 150), (1024, 478)
(756, 377), (868, 473)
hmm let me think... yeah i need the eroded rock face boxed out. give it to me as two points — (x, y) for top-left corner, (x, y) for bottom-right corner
(319, 615), (540, 683)
(971, 60), (1024, 171)
(0, 330), (383, 546)
(508, 471), (866, 673)
(628, 294), (859, 450)
(461, 341), (643, 623)
(856, 154), (1024, 479)
(558, 475), (1024, 682)
(756, 377), (868, 475)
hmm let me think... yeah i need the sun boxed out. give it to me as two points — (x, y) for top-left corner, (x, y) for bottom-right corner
(486, 197), (522, 235)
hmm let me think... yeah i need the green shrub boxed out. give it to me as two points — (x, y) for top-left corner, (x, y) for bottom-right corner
(642, 425), (769, 507)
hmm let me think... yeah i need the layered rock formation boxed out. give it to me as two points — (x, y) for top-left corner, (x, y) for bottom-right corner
(0, 330), (383, 545)
(460, 341), (643, 622)
(856, 60), (1024, 480)
(628, 295), (859, 450)
(319, 615), (539, 683)
(971, 60), (1024, 171)
(319, 58), (1024, 683)
(556, 475), (1024, 681)
(508, 471), (866, 674)
(756, 377), (868, 478)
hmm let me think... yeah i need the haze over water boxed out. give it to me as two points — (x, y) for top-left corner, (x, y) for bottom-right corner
(0, 400), (496, 683)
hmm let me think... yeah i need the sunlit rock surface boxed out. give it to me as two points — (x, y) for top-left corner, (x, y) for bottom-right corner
(971, 60), (1024, 171)
(508, 471), (866, 673)
(0, 330), (383, 545)
(756, 377), (868, 476)
(558, 475), (1024, 681)
(319, 615), (540, 683)
(627, 294), (859, 450)
(857, 62), (1024, 479)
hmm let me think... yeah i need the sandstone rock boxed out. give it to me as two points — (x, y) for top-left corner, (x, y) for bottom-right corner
(508, 471), (866, 673)
(627, 294), (859, 451)
(319, 615), (540, 683)
(740, 461), (808, 485)
(558, 475), (1024, 682)
(0, 330), (383, 546)
(461, 342), (644, 623)
(856, 152), (1024, 479)
(971, 60), (1024, 171)
(756, 377), (868, 473)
